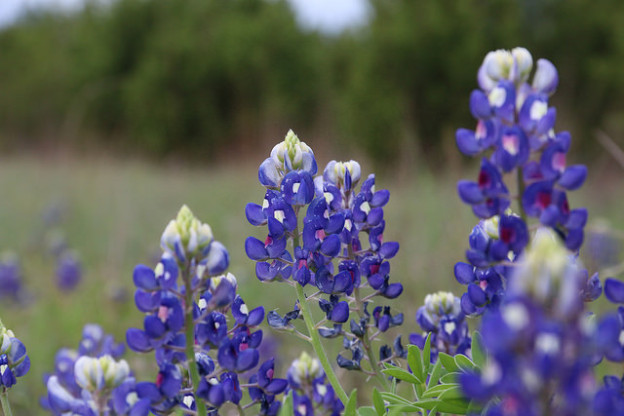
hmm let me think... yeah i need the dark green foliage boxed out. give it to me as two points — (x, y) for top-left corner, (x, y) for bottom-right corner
(0, 0), (623, 163)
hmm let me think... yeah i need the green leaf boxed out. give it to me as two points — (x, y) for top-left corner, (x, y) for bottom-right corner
(413, 398), (469, 414)
(438, 385), (467, 401)
(358, 407), (378, 416)
(435, 399), (470, 414)
(344, 389), (358, 416)
(380, 392), (413, 406)
(279, 391), (293, 416)
(454, 354), (477, 372)
(422, 333), (432, 371)
(382, 366), (421, 385)
(438, 352), (459, 372)
(407, 344), (424, 382)
(471, 330), (486, 368)
(439, 371), (462, 384)
(372, 388), (385, 415)
(421, 383), (459, 398)
(427, 359), (447, 389)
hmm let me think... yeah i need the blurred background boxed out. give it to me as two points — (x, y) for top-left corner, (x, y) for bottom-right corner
(1, 0), (624, 412)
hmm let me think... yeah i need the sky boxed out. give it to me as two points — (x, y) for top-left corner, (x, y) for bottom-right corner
(0, 0), (371, 33)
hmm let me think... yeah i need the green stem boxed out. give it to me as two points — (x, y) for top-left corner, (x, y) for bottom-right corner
(0, 388), (13, 416)
(353, 288), (390, 390)
(516, 166), (527, 223)
(291, 210), (348, 405)
(295, 284), (349, 404)
(182, 264), (207, 416)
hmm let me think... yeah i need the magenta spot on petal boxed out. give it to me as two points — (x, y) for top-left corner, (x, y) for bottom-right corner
(315, 229), (326, 241)
(479, 280), (488, 290)
(478, 170), (491, 188)
(239, 343), (249, 351)
(298, 260), (307, 270)
(475, 120), (487, 140)
(502, 397), (519, 413)
(370, 264), (380, 275)
(561, 198), (570, 215)
(553, 152), (566, 172)
(537, 191), (551, 209)
(502, 134), (519, 156)
(267, 368), (274, 380)
(500, 227), (514, 244)
(264, 236), (273, 247)
(158, 306), (169, 323)
(156, 373), (164, 388)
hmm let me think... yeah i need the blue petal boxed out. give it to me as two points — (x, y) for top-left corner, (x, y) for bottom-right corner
(330, 301), (349, 323)
(380, 242), (399, 259)
(245, 237), (268, 261)
(605, 278), (624, 304)
(558, 165), (587, 190)
(457, 181), (483, 204)
(454, 262), (475, 284)
(133, 265), (157, 290)
(126, 328), (153, 352)
(245, 203), (266, 226)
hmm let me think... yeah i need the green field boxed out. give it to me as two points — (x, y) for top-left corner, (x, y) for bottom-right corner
(0, 155), (622, 412)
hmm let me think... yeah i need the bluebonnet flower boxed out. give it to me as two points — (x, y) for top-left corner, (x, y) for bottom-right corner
(0, 253), (25, 302)
(456, 47), (588, 251)
(247, 133), (404, 379)
(258, 130), (317, 188)
(410, 291), (470, 359)
(454, 214), (525, 315)
(593, 375), (624, 415)
(160, 205), (218, 264)
(125, 206), (281, 415)
(0, 324), (29, 389)
(42, 324), (139, 415)
(457, 159), (510, 218)
(55, 251), (82, 291)
(285, 352), (344, 416)
(460, 230), (599, 416)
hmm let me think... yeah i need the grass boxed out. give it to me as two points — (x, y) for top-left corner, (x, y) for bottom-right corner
(0, 153), (623, 412)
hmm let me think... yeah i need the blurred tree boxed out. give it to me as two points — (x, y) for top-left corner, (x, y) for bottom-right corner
(0, 0), (623, 163)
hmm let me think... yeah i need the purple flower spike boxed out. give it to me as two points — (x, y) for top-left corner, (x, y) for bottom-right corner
(605, 278), (624, 304)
